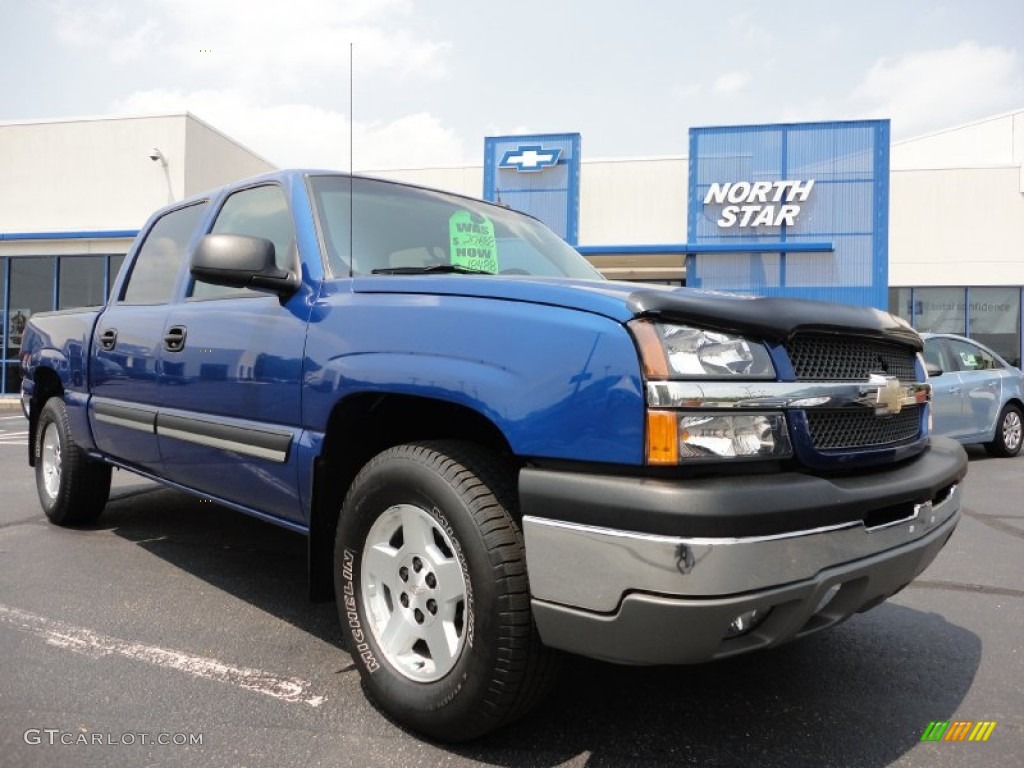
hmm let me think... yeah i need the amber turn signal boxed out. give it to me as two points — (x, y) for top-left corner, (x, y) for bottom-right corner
(646, 410), (679, 465)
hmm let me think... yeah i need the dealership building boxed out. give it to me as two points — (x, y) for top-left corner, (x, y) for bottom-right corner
(1, 109), (1023, 397)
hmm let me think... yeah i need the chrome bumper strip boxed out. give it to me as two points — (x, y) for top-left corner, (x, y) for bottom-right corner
(523, 484), (959, 613)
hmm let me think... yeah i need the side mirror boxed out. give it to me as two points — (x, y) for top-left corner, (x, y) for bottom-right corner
(190, 234), (299, 297)
(925, 362), (943, 378)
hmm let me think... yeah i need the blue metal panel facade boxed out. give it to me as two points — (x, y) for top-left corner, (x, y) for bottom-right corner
(483, 133), (581, 245)
(687, 120), (890, 308)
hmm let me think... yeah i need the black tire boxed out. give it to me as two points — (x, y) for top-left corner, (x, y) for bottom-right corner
(984, 403), (1023, 458)
(34, 397), (112, 526)
(334, 440), (558, 742)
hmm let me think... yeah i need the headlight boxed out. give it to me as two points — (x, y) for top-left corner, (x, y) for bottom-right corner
(629, 319), (774, 379)
(632, 320), (789, 465)
(647, 411), (792, 464)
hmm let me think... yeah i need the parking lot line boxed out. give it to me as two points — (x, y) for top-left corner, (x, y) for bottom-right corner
(0, 604), (327, 708)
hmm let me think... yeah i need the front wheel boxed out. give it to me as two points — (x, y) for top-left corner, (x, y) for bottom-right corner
(34, 397), (112, 525)
(985, 403), (1023, 457)
(334, 441), (558, 741)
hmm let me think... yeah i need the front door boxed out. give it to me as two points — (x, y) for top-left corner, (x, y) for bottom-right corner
(155, 184), (309, 524)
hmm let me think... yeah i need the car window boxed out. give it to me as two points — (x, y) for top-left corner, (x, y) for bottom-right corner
(191, 185), (295, 300)
(121, 202), (207, 305)
(923, 339), (944, 370)
(309, 175), (602, 280)
(946, 338), (1000, 372)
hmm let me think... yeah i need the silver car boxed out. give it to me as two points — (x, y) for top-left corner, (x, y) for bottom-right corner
(922, 333), (1024, 457)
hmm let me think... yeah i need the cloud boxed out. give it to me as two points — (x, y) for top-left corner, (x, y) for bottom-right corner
(52, 1), (126, 47)
(852, 41), (1024, 136)
(112, 88), (468, 169)
(711, 72), (750, 95)
(727, 11), (773, 47)
(49, 0), (450, 88)
(53, 0), (463, 170)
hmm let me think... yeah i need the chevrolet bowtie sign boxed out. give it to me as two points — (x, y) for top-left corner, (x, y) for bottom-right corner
(498, 145), (562, 172)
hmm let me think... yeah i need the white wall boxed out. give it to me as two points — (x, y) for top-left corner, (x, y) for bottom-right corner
(0, 115), (187, 232)
(891, 112), (1021, 170)
(579, 157), (687, 245)
(0, 237), (135, 258)
(889, 165), (1024, 286)
(0, 114), (277, 239)
(184, 116), (276, 197)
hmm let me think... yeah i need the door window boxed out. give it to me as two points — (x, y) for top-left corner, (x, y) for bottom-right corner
(191, 185), (295, 300)
(946, 339), (999, 372)
(923, 338), (952, 373)
(121, 203), (208, 305)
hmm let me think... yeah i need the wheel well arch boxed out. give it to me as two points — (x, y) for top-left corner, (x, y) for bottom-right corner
(27, 366), (64, 466)
(995, 397), (1024, 433)
(308, 392), (516, 601)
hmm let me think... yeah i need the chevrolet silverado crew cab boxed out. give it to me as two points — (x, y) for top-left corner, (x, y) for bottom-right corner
(20, 171), (968, 741)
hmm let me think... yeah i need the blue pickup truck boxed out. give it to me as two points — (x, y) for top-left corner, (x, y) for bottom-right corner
(20, 170), (968, 740)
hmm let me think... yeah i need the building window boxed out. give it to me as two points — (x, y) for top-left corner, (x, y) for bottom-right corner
(1, 260), (9, 395)
(969, 287), (1021, 367)
(4, 256), (56, 394)
(58, 255), (107, 310)
(888, 287), (912, 324)
(890, 286), (1023, 369)
(913, 287), (966, 335)
(108, 254), (126, 296)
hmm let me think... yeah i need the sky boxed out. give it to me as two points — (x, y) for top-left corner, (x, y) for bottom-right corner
(1, 0), (1023, 171)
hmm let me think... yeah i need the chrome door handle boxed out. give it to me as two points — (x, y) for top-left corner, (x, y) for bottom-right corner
(99, 328), (118, 351)
(163, 326), (187, 353)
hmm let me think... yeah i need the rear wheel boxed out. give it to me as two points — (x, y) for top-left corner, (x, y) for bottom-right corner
(984, 403), (1023, 458)
(334, 441), (558, 741)
(34, 398), (112, 525)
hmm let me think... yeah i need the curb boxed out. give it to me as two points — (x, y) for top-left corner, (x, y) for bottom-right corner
(0, 398), (24, 413)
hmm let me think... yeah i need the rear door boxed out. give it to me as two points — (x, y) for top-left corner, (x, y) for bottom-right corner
(155, 184), (308, 524)
(89, 201), (208, 471)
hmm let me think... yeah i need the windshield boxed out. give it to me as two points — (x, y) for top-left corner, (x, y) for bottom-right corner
(309, 175), (603, 280)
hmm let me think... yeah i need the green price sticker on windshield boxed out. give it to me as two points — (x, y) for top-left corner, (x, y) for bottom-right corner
(449, 211), (498, 273)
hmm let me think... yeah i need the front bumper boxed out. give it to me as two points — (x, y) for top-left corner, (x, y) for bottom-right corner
(521, 438), (966, 665)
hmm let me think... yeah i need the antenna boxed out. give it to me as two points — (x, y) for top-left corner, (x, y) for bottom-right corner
(349, 42), (354, 278)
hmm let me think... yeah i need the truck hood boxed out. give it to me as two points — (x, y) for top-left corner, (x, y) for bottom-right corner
(350, 276), (920, 348)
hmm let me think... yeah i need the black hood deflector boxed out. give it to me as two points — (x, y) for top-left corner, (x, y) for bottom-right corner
(627, 291), (922, 350)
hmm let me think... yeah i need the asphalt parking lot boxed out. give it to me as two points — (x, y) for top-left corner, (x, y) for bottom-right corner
(0, 408), (1021, 767)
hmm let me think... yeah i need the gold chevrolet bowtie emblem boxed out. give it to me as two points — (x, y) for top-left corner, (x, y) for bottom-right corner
(875, 376), (904, 415)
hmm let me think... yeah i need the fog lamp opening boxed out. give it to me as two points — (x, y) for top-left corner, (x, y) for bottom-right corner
(724, 608), (770, 638)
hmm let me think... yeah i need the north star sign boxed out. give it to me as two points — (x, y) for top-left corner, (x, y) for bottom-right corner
(703, 179), (815, 228)
(498, 145), (562, 172)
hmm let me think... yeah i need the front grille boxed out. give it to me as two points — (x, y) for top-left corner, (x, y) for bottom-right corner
(806, 405), (921, 451)
(785, 335), (917, 382)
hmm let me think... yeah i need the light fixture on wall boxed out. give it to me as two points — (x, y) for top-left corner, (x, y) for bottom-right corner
(147, 147), (174, 202)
